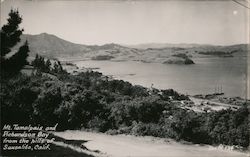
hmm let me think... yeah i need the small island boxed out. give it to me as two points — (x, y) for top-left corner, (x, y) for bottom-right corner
(163, 53), (195, 65)
(91, 55), (114, 60)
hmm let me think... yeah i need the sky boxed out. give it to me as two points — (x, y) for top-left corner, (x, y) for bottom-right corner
(0, 0), (249, 45)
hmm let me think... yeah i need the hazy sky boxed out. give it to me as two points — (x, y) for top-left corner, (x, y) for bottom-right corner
(0, 0), (249, 45)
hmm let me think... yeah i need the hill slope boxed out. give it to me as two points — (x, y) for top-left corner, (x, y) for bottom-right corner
(20, 33), (91, 58)
(16, 33), (249, 64)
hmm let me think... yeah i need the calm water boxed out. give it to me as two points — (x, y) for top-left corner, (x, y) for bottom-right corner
(74, 57), (247, 98)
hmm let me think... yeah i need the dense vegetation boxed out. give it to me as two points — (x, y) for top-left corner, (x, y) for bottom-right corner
(1, 68), (249, 148)
(31, 54), (67, 74)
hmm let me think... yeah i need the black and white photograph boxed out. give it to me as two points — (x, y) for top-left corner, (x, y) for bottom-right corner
(0, 0), (249, 156)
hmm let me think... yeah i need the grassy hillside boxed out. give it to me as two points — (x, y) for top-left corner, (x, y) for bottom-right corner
(16, 33), (249, 65)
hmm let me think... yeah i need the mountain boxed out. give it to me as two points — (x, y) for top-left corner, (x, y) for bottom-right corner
(18, 33), (91, 58)
(18, 33), (138, 59)
(16, 33), (248, 64)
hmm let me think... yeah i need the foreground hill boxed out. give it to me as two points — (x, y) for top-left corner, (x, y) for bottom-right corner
(17, 33), (249, 64)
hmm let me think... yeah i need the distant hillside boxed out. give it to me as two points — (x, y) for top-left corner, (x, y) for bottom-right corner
(185, 44), (249, 58)
(18, 33), (91, 58)
(17, 33), (140, 59)
(15, 33), (249, 64)
(126, 43), (213, 49)
(126, 42), (249, 50)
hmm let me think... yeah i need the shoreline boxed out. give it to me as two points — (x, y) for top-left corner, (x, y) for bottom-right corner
(61, 59), (248, 102)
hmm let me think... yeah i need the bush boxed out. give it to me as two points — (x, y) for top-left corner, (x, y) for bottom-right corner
(131, 122), (163, 137)
(1, 70), (249, 148)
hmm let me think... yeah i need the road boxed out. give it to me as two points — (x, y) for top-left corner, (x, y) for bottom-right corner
(189, 97), (240, 111)
(54, 131), (249, 157)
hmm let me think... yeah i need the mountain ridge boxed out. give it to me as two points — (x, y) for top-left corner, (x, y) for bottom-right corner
(17, 33), (248, 64)
(22, 33), (249, 51)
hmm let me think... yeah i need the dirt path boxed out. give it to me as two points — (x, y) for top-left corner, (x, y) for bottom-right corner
(190, 97), (239, 108)
(54, 131), (249, 157)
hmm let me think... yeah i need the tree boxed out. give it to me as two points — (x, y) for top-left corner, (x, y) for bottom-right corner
(31, 54), (40, 68)
(2, 41), (29, 73)
(52, 60), (66, 74)
(45, 59), (51, 72)
(1, 9), (29, 76)
(31, 54), (52, 73)
(53, 61), (59, 73)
